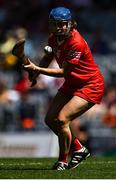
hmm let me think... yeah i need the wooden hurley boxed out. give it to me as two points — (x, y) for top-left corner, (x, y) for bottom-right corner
(12, 39), (37, 87)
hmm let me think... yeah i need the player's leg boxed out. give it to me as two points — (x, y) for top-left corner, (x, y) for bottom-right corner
(45, 92), (94, 170)
(55, 95), (94, 170)
(69, 119), (90, 153)
(45, 91), (73, 170)
(45, 91), (72, 135)
(59, 95), (94, 169)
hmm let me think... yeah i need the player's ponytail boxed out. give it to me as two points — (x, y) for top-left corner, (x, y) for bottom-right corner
(71, 20), (77, 29)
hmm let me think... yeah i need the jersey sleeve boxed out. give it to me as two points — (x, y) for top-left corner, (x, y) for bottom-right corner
(65, 41), (84, 65)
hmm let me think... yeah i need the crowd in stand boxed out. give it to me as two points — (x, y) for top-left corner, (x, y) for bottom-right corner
(0, 1), (116, 155)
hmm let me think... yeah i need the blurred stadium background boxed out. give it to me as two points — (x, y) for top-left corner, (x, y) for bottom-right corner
(0, 0), (116, 158)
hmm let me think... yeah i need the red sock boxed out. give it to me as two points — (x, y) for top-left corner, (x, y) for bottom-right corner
(72, 137), (83, 151)
(58, 153), (68, 163)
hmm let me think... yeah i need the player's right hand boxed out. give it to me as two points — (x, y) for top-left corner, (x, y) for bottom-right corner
(23, 59), (38, 71)
(23, 59), (40, 86)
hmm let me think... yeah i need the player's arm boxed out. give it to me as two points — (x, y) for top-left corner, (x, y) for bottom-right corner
(35, 67), (64, 77)
(23, 59), (64, 78)
(23, 60), (71, 78)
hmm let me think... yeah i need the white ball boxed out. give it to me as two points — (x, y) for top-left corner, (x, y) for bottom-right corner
(44, 46), (52, 54)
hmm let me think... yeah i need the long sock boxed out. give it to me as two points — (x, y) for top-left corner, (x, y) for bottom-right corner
(58, 153), (68, 163)
(72, 137), (83, 151)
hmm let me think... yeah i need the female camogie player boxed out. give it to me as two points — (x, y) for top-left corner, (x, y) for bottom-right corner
(12, 7), (104, 170)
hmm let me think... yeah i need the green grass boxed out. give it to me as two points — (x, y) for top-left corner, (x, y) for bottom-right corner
(0, 157), (116, 179)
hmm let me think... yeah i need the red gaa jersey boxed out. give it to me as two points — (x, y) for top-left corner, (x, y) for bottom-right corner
(48, 29), (104, 103)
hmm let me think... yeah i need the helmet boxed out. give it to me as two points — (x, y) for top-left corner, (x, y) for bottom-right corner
(49, 7), (72, 21)
(49, 7), (72, 36)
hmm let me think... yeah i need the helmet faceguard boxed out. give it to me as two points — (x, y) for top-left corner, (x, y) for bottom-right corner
(49, 7), (72, 36)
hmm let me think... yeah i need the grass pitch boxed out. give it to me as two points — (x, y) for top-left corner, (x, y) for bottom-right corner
(0, 157), (116, 179)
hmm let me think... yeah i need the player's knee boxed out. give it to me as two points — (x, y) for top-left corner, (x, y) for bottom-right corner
(57, 114), (69, 129)
(45, 113), (69, 130)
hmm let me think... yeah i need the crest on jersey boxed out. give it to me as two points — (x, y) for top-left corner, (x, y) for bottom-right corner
(66, 49), (81, 60)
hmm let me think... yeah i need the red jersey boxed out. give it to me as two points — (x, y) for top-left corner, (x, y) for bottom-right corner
(48, 29), (104, 103)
